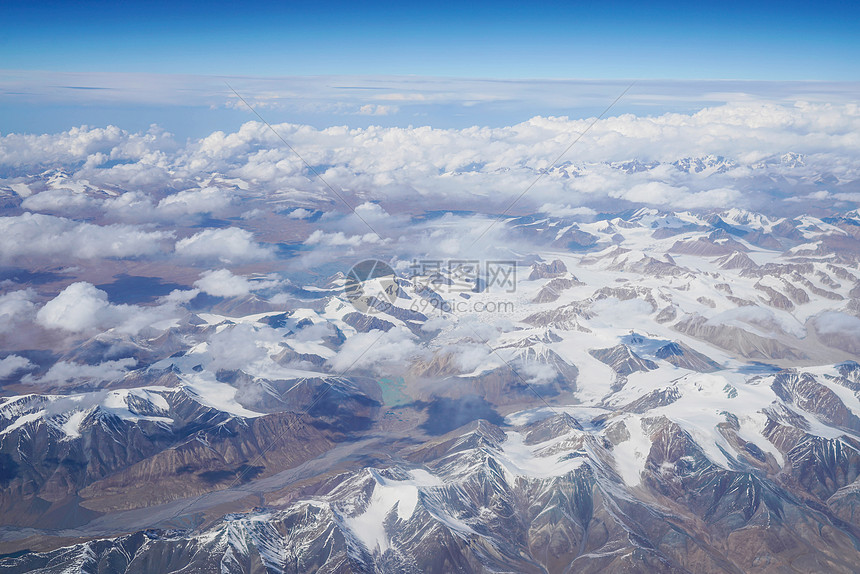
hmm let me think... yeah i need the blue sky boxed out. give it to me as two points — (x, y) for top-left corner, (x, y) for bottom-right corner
(1, 0), (858, 137)
(3, 0), (858, 80)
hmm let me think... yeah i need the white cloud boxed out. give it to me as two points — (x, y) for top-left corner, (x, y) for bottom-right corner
(118, 290), (198, 334)
(156, 186), (234, 216)
(517, 360), (558, 385)
(0, 213), (171, 261)
(357, 104), (398, 116)
(610, 181), (742, 209)
(786, 189), (860, 204)
(0, 126), (127, 168)
(451, 344), (493, 373)
(1, 98), (859, 231)
(329, 327), (424, 374)
(21, 188), (99, 214)
(616, 181), (687, 205)
(207, 323), (280, 371)
(174, 228), (275, 263)
(36, 282), (130, 333)
(0, 289), (37, 334)
(0, 355), (34, 378)
(305, 230), (384, 247)
(101, 190), (157, 219)
(286, 208), (314, 219)
(445, 317), (503, 346)
(538, 203), (597, 218)
(26, 358), (137, 386)
(293, 320), (334, 342)
(157, 288), (201, 305)
(677, 187), (743, 209)
(375, 92), (429, 102)
(815, 312), (860, 337)
(36, 282), (194, 335)
(811, 312), (860, 354)
(194, 269), (253, 297)
(225, 95), (283, 111)
(0, 123), (176, 171)
(420, 316), (451, 333)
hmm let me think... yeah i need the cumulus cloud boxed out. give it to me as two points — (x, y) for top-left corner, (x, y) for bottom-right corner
(118, 288), (199, 334)
(617, 181), (688, 205)
(21, 188), (99, 214)
(412, 213), (517, 260)
(36, 282), (132, 333)
(0, 289), (37, 334)
(784, 189), (860, 204)
(329, 327), (424, 374)
(538, 203), (597, 218)
(36, 282), (194, 335)
(0, 124), (176, 171)
(293, 320), (335, 342)
(677, 187), (743, 209)
(516, 360), (558, 385)
(207, 323), (280, 371)
(816, 312), (860, 336)
(101, 190), (158, 219)
(19, 184), (237, 228)
(174, 228), (275, 263)
(194, 269), (254, 297)
(450, 344), (493, 373)
(357, 104), (398, 116)
(813, 311), (860, 354)
(611, 182), (743, 209)
(1, 98), (858, 221)
(305, 230), (384, 247)
(295, 204), (407, 263)
(25, 358), (137, 386)
(590, 297), (656, 325)
(286, 208), (314, 219)
(0, 355), (35, 378)
(155, 186), (234, 216)
(0, 213), (171, 261)
(421, 316), (452, 333)
(0, 126), (128, 168)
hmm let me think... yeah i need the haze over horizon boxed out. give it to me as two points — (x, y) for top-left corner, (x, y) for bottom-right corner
(2, 0), (858, 137)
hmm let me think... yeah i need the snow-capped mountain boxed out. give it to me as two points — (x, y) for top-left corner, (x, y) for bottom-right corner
(2, 207), (860, 573)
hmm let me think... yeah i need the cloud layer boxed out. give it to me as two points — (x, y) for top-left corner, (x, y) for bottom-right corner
(3, 100), (858, 222)
(0, 99), (857, 304)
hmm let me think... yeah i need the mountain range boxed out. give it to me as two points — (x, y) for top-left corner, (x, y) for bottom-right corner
(2, 203), (860, 572)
